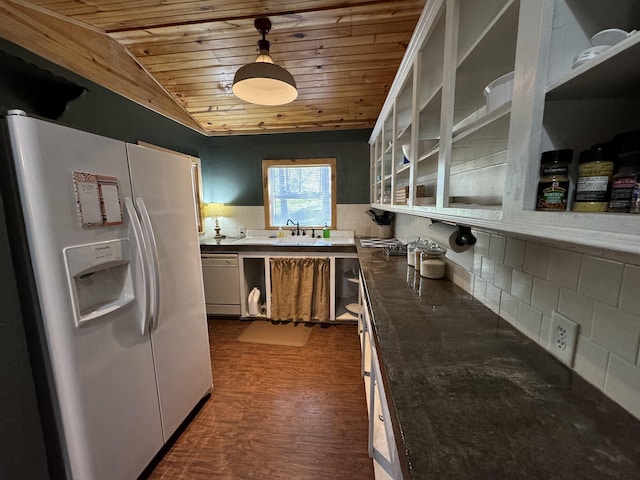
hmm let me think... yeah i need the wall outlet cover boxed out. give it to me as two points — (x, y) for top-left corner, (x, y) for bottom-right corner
(548, 311), (579, 367)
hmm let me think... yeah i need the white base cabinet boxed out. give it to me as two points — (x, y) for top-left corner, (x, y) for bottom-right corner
(359, 274), (403, 480)
(238, 252), (358, 321)
(370, 0), (640, 255)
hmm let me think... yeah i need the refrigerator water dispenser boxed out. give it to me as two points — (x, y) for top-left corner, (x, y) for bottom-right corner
(63, 239), (135, 327)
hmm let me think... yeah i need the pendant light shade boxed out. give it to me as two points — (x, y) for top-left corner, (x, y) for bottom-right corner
(232, 18), (298, 106)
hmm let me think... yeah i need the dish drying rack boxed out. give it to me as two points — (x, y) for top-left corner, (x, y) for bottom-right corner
(383, 241), (407, 257)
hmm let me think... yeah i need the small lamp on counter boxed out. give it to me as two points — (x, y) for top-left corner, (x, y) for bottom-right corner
(204, 202), (225, 239)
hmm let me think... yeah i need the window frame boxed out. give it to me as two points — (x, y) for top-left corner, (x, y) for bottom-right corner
(262, 158), (337, 230)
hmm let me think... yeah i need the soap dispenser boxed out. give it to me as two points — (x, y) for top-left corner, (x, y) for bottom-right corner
(322, 224), (330, 238)
(277, 227), (284, 238)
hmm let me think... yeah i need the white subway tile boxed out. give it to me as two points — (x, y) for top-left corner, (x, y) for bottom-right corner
(531, 278), (560, 317)
(472, 252), (483, 276)
(500, 292), (519, 327)
(449, 263), (474, 294)
(605, 355), (640, 419)
(447, 249), (474, 271)
(541, 314), (552, 349)
(494, 263), (513, 292)
(474, 231), (491, 257)
(620, 264), (640, 315)
(603, 250), (640, 268)
(574, 335), (609, 390)
(578, 256), (623, 307)
(473, 276), (487, 304)
(481, 257), (495, 284)
(592, 302), (640, 364)
(518, 303), (543, 342)
(558, 289), (595, 336)
(504, 237), (526, 269)
(511, 270), (533, 304)
(485, 283), (501, 314)
(547, 248), (582, 290)
(524, 242), (549, 278)
(488, 235), (506, 263)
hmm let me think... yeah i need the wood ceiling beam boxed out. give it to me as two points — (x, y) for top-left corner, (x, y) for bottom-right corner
(1, 0), (205, 133)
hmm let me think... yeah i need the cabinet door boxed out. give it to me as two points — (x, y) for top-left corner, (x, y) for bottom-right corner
(369, 345), (402, 479)
(360, 273), (402, 479)
(360, 276), (373, 409)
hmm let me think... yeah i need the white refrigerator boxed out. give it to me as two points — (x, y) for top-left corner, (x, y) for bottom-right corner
(0, 110), (212, 479)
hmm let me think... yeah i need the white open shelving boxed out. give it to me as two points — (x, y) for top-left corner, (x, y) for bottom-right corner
(369, 0), (640, 255)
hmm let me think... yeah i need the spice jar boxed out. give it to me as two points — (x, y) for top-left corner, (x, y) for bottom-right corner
(608, 152), (640, 213)
(413, 239), (430, 267)
(631, 183), (640, 214)
(536, 149), (572, 211)
(572, 143), (615, 212)
(419, 245), (446, 279)
(407, 240), (417, 267)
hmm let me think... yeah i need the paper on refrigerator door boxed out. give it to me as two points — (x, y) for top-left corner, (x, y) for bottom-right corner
(73, 172), (123, 227)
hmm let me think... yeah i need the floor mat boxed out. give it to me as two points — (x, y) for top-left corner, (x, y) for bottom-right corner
(237, 321), (313, 347)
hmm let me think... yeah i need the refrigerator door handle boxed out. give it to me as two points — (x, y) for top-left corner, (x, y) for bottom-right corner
(136, 197), (161, 331)
(125, 197), (152, 336)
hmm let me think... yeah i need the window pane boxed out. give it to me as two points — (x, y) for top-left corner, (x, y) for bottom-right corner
(268, 165), (332, 227)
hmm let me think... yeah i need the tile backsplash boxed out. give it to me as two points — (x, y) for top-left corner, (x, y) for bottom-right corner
(394, 213), (640, 420)
(200, 204), (377, 241)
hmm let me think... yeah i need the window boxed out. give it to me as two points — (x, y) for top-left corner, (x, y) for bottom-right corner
(263, 158), (336, 229)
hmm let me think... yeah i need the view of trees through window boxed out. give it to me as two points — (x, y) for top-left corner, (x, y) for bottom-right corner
(263, 159), (336, 228)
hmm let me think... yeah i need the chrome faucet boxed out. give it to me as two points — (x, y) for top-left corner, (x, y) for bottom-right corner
(286, 219), (300, 235)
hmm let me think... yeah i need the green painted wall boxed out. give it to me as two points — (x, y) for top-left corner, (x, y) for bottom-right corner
(0, 38), (371, 207)
(200, 129), (370, 205)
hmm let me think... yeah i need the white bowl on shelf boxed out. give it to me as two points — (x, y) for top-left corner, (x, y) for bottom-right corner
(402, 140), (438, 164)
(591, 28), (629, 46)
(401, 143), (412, 163)
(483, 71), (514, 112)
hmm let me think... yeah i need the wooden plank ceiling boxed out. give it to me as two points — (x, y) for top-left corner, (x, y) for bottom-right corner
(2, 0), (425, 135)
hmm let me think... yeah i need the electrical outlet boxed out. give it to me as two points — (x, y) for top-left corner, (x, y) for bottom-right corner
(548, 311), (579, 367)
(238, 225), (246, 237)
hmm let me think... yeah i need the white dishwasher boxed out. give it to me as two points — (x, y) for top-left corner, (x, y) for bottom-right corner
(201, 253), (241, 315)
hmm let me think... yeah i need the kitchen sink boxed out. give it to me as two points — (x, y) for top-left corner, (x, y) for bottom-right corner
(231, 237), (277, 245)
(232, 230), (355, 246)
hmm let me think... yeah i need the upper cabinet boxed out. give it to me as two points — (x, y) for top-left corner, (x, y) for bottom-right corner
(370, 0), (640, 255)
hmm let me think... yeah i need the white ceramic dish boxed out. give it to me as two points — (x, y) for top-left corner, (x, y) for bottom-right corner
(591, 28), (629, 46)
(483, 71), (514, 112)
(572, 45), (610, 69)
(402, 139), (438, 163)
(402, 143), (412, 163)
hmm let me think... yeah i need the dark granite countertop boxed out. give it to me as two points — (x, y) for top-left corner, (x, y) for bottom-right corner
(200, 237), (357, 254)
(357, 244), (640, 480)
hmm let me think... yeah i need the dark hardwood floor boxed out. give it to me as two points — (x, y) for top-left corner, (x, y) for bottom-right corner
(146, 319), (374, 480)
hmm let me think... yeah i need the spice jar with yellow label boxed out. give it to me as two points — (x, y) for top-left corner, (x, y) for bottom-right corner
(536, 149), (572, 211)
(572, 143), (615, 212)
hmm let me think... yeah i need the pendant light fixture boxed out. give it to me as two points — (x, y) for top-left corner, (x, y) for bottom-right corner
(232, 17), (298, 106)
